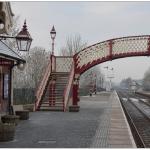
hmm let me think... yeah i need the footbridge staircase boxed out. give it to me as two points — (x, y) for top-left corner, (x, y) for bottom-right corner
(34, 35), (150, 112)
(34, 55), (74, 111)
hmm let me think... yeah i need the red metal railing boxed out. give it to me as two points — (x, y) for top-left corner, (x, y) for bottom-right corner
(63, 62), (74, 111)
(55, 56), (73, 72)
(34, 58), (53, 111)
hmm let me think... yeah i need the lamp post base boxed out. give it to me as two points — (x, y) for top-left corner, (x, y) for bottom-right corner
(69, 106), (80, 112)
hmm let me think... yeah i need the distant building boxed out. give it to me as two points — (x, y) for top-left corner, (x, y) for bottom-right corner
(130, 80), (136, 92)
(130, 80), (142, 92)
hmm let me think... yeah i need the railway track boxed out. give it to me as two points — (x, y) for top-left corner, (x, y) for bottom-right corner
(117, 90), (150, 148)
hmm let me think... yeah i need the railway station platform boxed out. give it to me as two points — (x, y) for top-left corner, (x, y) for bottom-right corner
(0, 91), (136, 148)
(91, 91), (136, 148)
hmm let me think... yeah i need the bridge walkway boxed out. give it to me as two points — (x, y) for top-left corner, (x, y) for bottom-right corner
(0, 91), (136, 148)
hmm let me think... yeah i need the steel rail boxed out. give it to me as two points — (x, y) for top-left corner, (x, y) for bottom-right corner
(117, 91), (147, 147)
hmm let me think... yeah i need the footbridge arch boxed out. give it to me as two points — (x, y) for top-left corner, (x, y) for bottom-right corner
(71, 35), (150, 110)
(73, 35), (150, 75)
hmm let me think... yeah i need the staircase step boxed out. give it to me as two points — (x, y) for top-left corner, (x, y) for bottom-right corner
(54, 74), (69, 76)
(54, 87), (66, 88)
(55, 84), (66, 88)
(52, 72), (69, 74)
(48, 94), (63, 99)
(56, 76), (68, 77)
(42, 101), (63, 104)
(55, 84), (67, 86)
(56, 79), (68, 81)
(56, 78), (68, 79)
(48, 94), (64, 96)
(48, 98), (63, 100)
(38, 107), (64, 111)
(48, 97), (63, 99)
(40, 102), (63, 105)
(52, 81), (67, 83)
(40, 104), (63, 107)
(50, 89), (64, 91)
(46, 96), (63, 98)
(55, 82), (68, 84)
(56, 78), (68, 80)
(53, 76), (69, 78)
(47, 100), (63, 102)
(51, 74), (69, 77)
(49, 91), (64, 93)
(36, 70), (70, 112)
(47, 94), (64, 96)
(55, 86), (66, 88)
(55, 82), (67, 84)
(52, 73), (69, 75)
(40, 103), (63, 106)
(48, 93), (64, 95)
(48, 100), (63, 102)
(42, 101), (63, 103)
(45, 94), (63, 96)
(56, 80), (68, 82)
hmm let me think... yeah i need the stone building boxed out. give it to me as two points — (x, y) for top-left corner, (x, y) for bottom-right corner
(0, 2), (31, 115)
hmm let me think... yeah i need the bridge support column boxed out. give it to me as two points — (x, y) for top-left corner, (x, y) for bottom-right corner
(69, 74), (80, 112)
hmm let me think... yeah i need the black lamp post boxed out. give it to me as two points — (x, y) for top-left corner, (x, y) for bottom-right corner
(0, 20), (32, 52)
(50, 25), (56, 55)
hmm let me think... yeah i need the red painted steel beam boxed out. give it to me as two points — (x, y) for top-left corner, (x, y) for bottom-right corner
(73, 35), (150, 75)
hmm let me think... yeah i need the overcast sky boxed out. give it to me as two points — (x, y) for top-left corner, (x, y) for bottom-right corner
(11, 1), (150, 83)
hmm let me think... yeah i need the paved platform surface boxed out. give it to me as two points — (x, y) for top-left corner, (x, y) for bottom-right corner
(0, 91), (136, 148)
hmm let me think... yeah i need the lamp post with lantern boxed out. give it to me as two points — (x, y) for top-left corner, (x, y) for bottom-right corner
(49, 26), (56, 104)
(50, 25), (56, 55)
(16, 20), (32, 52)
(0, 20), (32, 52)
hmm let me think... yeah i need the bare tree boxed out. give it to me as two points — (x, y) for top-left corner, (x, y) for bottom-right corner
(80, 65), (105, 94)
(120, 77), (133, 89)
(143, 67), (150, 91)
(59, 34), (105, 95)
(59, 34), (87, 56)
(28, 47), (49, 88)
(13, 47), (49, 89)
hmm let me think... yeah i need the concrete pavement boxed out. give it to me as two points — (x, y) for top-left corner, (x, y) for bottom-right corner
(0, 91), (135, 148)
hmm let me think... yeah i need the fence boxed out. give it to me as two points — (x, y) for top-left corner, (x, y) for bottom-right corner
(13, 88), (35, 105)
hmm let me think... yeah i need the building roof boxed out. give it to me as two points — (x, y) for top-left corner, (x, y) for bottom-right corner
(0, 40), (25, 63)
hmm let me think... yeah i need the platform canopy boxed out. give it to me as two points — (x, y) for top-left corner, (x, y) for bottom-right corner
(0, 40), (25, 64)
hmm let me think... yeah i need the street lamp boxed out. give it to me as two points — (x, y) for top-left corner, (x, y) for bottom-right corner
(50, 25), (56, 55)
(16, 20), (32, 51)
(0, 20), (32, 51)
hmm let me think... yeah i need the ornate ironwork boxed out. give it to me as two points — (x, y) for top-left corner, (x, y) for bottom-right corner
(74, 35), (150, 74)
(55, 56), (73, 72)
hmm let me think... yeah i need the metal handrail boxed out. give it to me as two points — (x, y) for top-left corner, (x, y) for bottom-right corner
(34, 60), (52, 111)
(63, 62), (74, 111)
